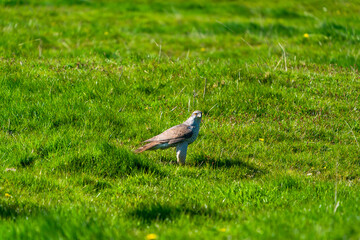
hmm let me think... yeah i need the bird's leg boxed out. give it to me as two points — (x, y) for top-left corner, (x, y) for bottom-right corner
(176, 143), (188, 165)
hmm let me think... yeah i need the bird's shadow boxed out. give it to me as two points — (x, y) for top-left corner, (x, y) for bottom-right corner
(158, 153), (265, 178)
(191, 154), (255, 168)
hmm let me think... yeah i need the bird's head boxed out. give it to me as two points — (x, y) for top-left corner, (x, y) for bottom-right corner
(192, 110), (202, 119)
(185, 110), (202, 125)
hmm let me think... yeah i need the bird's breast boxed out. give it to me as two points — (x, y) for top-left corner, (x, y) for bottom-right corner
(187, 125), (200, 144)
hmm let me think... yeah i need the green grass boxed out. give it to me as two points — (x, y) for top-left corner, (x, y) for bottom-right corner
(1, 0), (360, 239)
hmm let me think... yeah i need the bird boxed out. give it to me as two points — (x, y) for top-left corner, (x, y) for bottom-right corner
(134, 110), (202, 164)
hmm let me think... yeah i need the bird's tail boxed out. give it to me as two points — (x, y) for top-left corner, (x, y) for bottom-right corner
(134, 141), (160, 153)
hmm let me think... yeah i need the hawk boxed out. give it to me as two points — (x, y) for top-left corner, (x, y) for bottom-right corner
(134, 110), (202, 164)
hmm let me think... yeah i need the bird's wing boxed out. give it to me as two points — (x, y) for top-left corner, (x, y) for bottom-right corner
(144, 124), (193, 145)
(134, 141), (162, 153)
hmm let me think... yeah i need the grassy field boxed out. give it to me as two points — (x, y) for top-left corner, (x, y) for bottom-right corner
(1, 0), (360, 239)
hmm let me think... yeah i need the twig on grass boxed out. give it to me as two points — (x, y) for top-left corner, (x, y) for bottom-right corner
(188, 98), (191, 112)
(202, 77), (207, 100)
(334, 160), (339, 214)
(278, 43), (287, 71)
(273, 56), (283, 71)
(345, 120), (360, 149)
(205, 104), (218, 117)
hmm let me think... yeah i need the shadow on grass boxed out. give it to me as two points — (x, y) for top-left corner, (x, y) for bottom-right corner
(79, 175), (114, 192)
(16, 155), (36, 168)
(156, 153), (265, 178)
(189, 153), (266, 176)
(57, 143), (166, 178)
(0, 201), (46, 220)
(128, 202), (225, 224)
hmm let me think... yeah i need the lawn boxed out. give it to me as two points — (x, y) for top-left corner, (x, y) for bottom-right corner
(1, 0), (360, 239)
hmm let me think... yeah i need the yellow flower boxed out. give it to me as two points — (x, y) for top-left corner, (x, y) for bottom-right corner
(259, 138), (264, 142)
(323, 166), (326, 169)
(5, 193), (11, 198)
(146, 233), (158, 240)
(219, 228), (226, 232)
(200, 47), (206, 52)
(104, 32), (109, 35)
(303, 33), (309, 38)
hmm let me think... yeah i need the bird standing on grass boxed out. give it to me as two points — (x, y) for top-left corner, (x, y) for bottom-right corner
(134, 110), (202, 164)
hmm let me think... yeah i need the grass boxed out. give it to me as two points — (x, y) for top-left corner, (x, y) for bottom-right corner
(1, 0), (360, 239)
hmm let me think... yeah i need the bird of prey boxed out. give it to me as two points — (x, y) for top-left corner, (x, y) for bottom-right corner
(134, 110), (202, 164)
